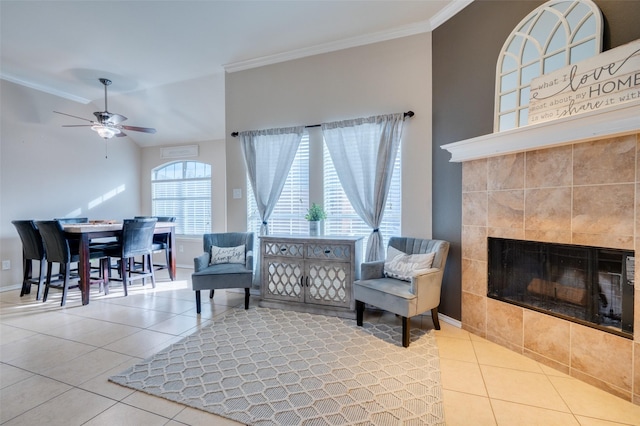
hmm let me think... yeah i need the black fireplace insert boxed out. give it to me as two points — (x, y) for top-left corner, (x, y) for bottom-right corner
(488, 237), (634, 338)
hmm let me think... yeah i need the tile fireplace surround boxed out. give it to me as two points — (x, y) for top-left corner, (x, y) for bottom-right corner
(442, 102), (640, 404)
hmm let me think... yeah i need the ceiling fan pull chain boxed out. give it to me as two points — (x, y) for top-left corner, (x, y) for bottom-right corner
(105, 140), (108, 159)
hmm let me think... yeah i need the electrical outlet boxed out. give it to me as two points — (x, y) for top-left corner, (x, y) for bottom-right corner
(1, 260), (10, 270)
(179, 245), (184, 253)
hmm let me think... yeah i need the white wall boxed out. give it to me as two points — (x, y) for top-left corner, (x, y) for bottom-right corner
(140, 140), (228, 266)
(0, 80), (142, 289)
(224, 33), (433, 237)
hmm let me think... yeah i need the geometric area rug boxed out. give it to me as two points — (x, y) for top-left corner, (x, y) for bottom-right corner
(109, 307), (444, 425)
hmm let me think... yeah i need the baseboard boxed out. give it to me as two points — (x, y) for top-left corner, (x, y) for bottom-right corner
(0, 284), (22, 293)
(439, 313), (461, 328)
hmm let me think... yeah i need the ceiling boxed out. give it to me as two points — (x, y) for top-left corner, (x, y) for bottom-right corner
(0, 0), (470, 147)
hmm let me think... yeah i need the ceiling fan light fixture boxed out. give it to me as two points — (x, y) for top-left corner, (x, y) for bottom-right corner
(91, 125), (120, 139)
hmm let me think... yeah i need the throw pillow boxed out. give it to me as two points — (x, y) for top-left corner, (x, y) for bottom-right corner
(384, 248), (436, 282)
(210, 245), (245, 265)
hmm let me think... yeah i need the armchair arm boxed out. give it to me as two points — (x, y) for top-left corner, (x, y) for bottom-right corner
(245, 250), (254, 270)
(194, 253), (210, 272)
(411, 268), (444, 313)
(360, 260), (385, 280)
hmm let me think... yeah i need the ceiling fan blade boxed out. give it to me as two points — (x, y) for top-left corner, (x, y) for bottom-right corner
(53, 111), (93, 123)
(108, 114), (127, 124)
(121, 125), (156, 134)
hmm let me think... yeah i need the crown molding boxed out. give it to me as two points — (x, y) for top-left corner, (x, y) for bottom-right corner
(224, 20), (430, 73)
(225, 1), (471, 73)
(430, 0), (474, 30)
(0, 73), (91, 104)
(224, 21), (431, 72)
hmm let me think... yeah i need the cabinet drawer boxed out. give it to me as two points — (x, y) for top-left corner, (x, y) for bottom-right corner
(306, 243), (352, 261)
(263, 241), (304, 258)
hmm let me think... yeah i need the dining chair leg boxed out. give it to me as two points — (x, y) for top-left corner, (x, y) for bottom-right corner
(209, 289), (214, 299)
(60, 266), (71, 307)
(20, 258), (31, 297)
(165, 249), (174, 280)
(43, 262), (53, 302)
(148, 254), (156, 288)
(195, 290), (201, 314)
(244, 288), (250, 309)
(36, 260), (46, 300)
(121, 258), (128, 296)
(101, 258), (110, 295)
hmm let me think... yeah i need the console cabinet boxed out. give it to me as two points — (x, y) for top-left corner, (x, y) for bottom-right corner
(259, 235), (363, 318)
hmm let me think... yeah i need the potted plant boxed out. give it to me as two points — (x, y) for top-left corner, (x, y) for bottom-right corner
(305, 203), (326, 236)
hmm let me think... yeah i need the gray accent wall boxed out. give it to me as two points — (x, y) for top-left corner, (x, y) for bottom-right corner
(431, 0), (640, 321)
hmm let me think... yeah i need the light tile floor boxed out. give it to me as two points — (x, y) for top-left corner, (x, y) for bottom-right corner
(1, 268), (639, 425)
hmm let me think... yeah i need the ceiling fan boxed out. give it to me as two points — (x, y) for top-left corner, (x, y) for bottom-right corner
(54, 78), (156, 139)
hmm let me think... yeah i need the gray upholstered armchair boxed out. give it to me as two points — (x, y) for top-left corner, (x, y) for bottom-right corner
(192, 232), (254, 314)
(354, 237), (450, 347)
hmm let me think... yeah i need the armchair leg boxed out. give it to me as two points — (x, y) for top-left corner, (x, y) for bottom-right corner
(356, 300), (364, 326)
(402, 316), (410, 348)
(431, 307), (441, 330)
(244, 288), (250, 309)
(209, 289), (214, 299)
(196, 290), (201, 314)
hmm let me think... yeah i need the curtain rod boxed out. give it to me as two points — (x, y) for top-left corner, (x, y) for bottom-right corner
(230, 110), (414, 137)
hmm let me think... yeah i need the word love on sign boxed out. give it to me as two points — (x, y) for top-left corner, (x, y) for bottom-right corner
(528, 38), (640, 125)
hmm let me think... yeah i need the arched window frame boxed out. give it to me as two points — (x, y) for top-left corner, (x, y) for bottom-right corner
(151, 160), (212, 236)
(494, 0), (602, 132)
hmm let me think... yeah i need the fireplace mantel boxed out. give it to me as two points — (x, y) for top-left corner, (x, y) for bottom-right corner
(441, 102), (640, 163)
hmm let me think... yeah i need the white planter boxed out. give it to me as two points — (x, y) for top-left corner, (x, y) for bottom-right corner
(309, 220), (324, 236)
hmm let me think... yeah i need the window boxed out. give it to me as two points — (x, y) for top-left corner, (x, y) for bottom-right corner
(494, 0), (602, 131)
(152, 161), (211, 236)
(247, 131), (401, 249)
(247, 134), (309, 236)
(323, 141), (401, 250)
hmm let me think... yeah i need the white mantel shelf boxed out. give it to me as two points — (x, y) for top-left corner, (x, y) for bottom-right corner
(441, 102), (640, 163)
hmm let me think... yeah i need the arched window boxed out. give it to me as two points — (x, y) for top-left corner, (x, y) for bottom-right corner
(152, 161), (211, 236)
(495, 0), (602, 131)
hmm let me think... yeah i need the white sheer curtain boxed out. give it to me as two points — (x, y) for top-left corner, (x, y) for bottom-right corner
(239, 126), (304, 236)
(322, 113), (405, 261)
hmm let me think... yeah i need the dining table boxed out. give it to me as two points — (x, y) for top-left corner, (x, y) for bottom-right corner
(63, 221), (177, 305)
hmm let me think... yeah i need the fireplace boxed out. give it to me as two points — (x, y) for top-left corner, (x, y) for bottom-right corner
(488, 237), (634, 338)
(443, 104), (640, 402)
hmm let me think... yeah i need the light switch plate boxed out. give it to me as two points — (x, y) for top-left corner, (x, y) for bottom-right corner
(233, 188), (242, 199)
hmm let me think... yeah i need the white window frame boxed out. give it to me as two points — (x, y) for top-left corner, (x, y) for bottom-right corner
(152, 160), (212, 236)
(494, 0), (602, 131)
(247, 130), (401, 250)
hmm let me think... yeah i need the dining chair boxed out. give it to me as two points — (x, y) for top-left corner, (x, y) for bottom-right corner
(134, 216), (175, 279)
(103, 218), (158, 295)
(35, 220), (110, 306)
(11, 220), (47, 299)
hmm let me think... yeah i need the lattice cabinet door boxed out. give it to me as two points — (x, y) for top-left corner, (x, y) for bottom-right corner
(262, 257), (304, 303)
(305, 261), (351, 308)
(260, 235), (363, 317)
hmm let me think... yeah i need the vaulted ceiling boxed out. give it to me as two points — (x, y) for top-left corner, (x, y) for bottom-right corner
(1, 0), (470, 147)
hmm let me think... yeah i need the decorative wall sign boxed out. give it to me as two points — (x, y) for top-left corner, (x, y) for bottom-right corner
(528, 38), (640, 125)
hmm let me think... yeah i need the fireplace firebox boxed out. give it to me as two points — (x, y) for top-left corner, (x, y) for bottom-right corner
(488, 238), (634, 338)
